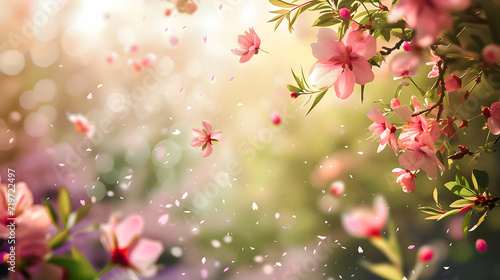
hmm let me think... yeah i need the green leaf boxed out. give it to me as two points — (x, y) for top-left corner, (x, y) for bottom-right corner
(472, 169), (489, 194)
(444, 182), (476, 198)
(274, 16), (285, 31)
(269, 9), (288, 14)
(71, 247), (95, 275)
(469, 210), (488, 232)
(268, 13), (285, 23)
(418, 206), (443, 216)
(74, 203), (92, 226)
(449, 199), (473, 208)
(287, 84), (301, 93)
(43, 200), (60, 229)
(387, 222), (401, 263)
(291, 68), (304, 89)
(48, 253), (96, 280)
(361, 261), (404, 280)
(269, 0), (296, 8)
(312, 12), (341, 27)
(433, 188), (439, 206)
(462, 210), (472, 239)
(49, 229), (70, 250)
(394, 84), (403, 98)
(300, 66), (310, 88)
(58, 187), (72, 228)
(306, 90), (327, 115)
(437, 209), (461, 221)
(360, 84), (365, 103)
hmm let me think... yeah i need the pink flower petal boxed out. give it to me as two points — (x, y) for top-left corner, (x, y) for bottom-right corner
(202, 144), (213, 158)
(334, 69), (356, 99)
(212, 130), (223, 141)
(115, 215), (144, 249)
(351, 55), (375, 85)
(202, 120), (213, 135)
(309, 61), (342, 88)
(345, 29), (377, 60)
(129, 238), (164, 277)
(190, 137), (206, 148)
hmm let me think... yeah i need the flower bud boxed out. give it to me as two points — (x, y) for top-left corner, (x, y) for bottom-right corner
(403, 41), (413, 52)
(165, 9), (172, 16)
(270, 111), (281, 125)
(418, 246), (434, 263)
(476, 239), (487, 252)
(482, 44), (500, 64)
(339, 8), (351, 19)
(290, 92), (300, 99)
(445, 74), (462, 92)
(483, 107), (492, 118)
(330, 181), (345, 197)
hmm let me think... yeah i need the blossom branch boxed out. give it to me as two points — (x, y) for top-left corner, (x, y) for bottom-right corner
(379, 39), (405, 56)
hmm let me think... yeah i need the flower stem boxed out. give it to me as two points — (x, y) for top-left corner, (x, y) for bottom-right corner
(259, 48), (269, 54)
(408, 261), (425, 280)
(409, 78), (425, 96)
(370, 237), (402, 270)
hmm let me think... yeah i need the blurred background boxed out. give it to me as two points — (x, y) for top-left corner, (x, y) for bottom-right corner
(1, 0), (500, 279)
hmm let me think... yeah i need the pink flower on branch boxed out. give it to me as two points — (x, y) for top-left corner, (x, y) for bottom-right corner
(342, 195), (388, 238)
(191, 120), (223, 158)
(392, 168), (416, 193)
(309, 28), (376, 100)
(389, 0), (470, 46)
(398, 134), (445, 180)
(367, 106), (398, 155)
(390, 53), (420, 80)
(231, 28), (261, 63)
(485, 102), (500, 135)
(100, 214), (164, 277)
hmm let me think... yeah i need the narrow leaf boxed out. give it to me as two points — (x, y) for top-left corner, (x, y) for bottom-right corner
(437, 209), (461, 221)
(49, 230), (70, 250)
(361, 261), (404, 280)
(449, 199), (473, 208)
(472, 169), (489, 193)
(469, 210), (488, 232)
(43, 200), (60, 229)
(58, 187), (72, 228)
(433, 188), (439, 206)
(306, 90), (327, 115)
(361, 84), (365, 103)
(444, 182), (476, 197)
(269, 0), (296, 8)
(462, 210), (472, 239)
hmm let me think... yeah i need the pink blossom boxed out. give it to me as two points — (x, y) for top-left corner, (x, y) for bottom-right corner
(391, 98), (401, 110)
(445, 74), (461, 92)
(367, 106), (398, 155)
(0, 179), (51, 259)
(486, 102), (500, 135)
(339, 8), (351, 19)
(398, 97), (440, 147)
(100, 214), (164, 276)
(398, 134), (445, 179)
(231, 28), (261, 63)
(389, 0), (470, 46)
(106, 52), (118, 64)
(476, 239), (487, 252)
(309, 28), (376, 99)
(392, 168), (416, 193)
(482, 44), (500, 63)
(329, 180), (345, 197)
(142, 53), (157, 68)
(342, 195), (388, 238)
(390, 53), (420, 79)
(191, 120), (223, 158)
(418, 246), (434, 262)
(270, 111), (281, 125)
(126, 44), (138, 53)
(67, 113), (94, 138)
(128, 59), (142, 72)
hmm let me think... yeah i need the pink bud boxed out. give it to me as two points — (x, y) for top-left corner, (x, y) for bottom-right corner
(339, 8), (351, 19)
(126, 44), (138, 53)
(399, 81), (410, 86)
(106, 52), (118, 64)
(329, 181), (345, 197)
(270, 111), (281, 125)
(128, 59), (142, 72)
(445, 74), (462, 92)
(141, 53), (157, 68)
(391, 98), (401, 110)
(476, 239), (487, 252)
(403, 41), (412, 52)
(418, 246), (434, 263)
(165, 9), (172, 16)
(482, 44), (500, 63)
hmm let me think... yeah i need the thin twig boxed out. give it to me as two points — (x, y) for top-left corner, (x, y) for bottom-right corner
(379, 39), (405, 56)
